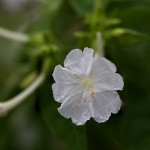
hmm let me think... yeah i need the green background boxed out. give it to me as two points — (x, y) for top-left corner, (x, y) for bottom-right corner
(0, 0), (150, 150)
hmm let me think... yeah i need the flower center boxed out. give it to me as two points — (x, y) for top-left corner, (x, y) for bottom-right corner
(81, 78), (93, 90)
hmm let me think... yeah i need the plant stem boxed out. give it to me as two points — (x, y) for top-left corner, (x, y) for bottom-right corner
(0, 26), (29, 42)
(0, 73), (44, 116)
(0, 57), (51, 116)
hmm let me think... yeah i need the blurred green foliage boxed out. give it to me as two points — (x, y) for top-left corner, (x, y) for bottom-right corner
(0, 0), (150, 150)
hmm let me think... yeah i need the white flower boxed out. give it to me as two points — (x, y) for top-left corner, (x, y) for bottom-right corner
(52, 47), (124, 125)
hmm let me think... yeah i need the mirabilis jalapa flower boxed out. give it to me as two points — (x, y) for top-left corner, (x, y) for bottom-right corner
(52, 47), (124, 125)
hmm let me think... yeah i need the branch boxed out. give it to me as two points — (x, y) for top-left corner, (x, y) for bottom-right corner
(0, 73), (45, 116)
(0, 26), (29, 42)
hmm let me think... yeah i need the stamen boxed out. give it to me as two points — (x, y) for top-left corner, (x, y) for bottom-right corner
(74, 100), (81, 108)
(90, 91), (95, 96)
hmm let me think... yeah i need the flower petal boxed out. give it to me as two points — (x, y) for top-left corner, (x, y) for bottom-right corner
(90, 58), (124, 91)
(83, 47), (94, 74)
(83, 47), (94, 56)
(94, 57), (117, 72)
(64, 48), (94, 75)
(52, 82), (81, 103)
(92, 91), (121, 123)
(52, 65), (80, 84)
(58, 93), (91, 125)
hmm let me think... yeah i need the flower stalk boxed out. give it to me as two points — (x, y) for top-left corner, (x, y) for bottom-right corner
(96, 31), (104, 57)
(0, 73), (44, 116)
(0, 58), (50, 116)
(0, 26), (29, 42)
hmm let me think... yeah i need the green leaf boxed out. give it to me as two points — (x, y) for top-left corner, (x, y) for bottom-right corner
(104, 18), (121, 27)
(39, 79), (87, 150)
(109, 6), (150, 34)
(105, 28), (149, 45)
(69, 0), (94, 16)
